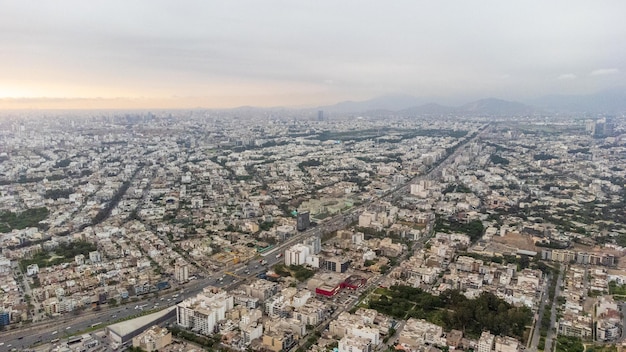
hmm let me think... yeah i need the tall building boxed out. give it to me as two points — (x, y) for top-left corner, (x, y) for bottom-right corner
(0, 311), (10, 327)
(297, 211), (310, 231)
(89, 251), (101, 263)
(478, 331), (495, 352)
(303, 235), (321, 254)
(317, 110), (325, 121)
(176, 286), (234, 335)
(175, 262), (189, 283)
(285, 244), (311, 266)
(322, 257), (351, 273)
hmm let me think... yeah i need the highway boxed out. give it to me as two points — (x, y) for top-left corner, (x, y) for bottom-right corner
(0, 125), (488, 351)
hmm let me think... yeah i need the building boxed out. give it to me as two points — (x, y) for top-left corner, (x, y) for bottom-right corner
(323, 257), (351, 273)
(398, 318), (443, 348)
(597, 320), (620, 341)
(75, 254), (85, 265)
(494, 336), (520, 352)
(241, 321), (264, 345)
(297, 211), (310, 231)
(303, 235), (321, 254)
(0, 311), (9, 327)
(285, 243), (310, 266)
(339, 335), (373, 352)
(285, 239), (321, 267)
(343, 275), (367, 290)
(359, 211), (376, 227)
(446, 330), (464, 349)
(174, 262), (189, 283)
(244, 279), (279, 301)
(106, 307), (176, 346)
(176, 286), (234, 336)
(478, 331), (495, 352)
(132, 325), (172, 352)
(317, 110), (324, 122)
(26, 263), (39, 276)
(558, 315), (593, 339)
(262, 330), (295, 352)
(89, 251), (102, 263)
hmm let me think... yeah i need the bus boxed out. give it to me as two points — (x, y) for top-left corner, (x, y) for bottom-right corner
(50, 338), (60, 344)
(90, 322), (102, 328)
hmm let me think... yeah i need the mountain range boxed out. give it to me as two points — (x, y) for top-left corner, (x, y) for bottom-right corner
(317, 87), (626, 115)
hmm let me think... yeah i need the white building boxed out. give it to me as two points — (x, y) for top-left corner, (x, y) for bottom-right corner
(176, 286), (234, 335)
(89, 251), (102, 263)
(285, 244), (310, 266)
(339, 335), (373, 352)
(26, 263), (39, 276)
(75, 254), (85, 265)
(478, 331), (495, 352)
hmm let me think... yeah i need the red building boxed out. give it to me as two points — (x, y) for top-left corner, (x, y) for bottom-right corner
(316, 284), (341, 297)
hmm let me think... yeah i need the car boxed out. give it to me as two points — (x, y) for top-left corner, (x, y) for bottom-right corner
(66, 326), (71, 330)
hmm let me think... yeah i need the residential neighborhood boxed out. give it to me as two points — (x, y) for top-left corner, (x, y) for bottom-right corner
(0, 111), (625, 352)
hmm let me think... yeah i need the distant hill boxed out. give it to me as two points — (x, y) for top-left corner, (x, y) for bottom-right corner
(528, 87), (626, 113)
(399, 103), (455, 115)
(321, 95), (533, 116)
(458, 98), (533, 115)
(316, 88), (626, 115)
(320, 94), (427, 114)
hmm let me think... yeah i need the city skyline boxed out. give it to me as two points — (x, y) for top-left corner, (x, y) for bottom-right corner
(1, 1), (625, 109)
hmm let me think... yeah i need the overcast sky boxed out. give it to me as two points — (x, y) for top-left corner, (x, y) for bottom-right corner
(1, 1), (625, 109)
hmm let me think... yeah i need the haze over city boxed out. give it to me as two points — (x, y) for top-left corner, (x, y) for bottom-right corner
(1, 0), (625, 109)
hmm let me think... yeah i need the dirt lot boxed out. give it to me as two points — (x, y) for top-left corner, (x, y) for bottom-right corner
(492, 232), (539, 252)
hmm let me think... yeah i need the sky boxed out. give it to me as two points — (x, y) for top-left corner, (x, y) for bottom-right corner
(1, 1), (625, 109)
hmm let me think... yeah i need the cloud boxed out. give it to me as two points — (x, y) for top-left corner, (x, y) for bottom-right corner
(590, 68), (620, 76)
(557, 73), (577, 80)
(2, 1), (626, 107)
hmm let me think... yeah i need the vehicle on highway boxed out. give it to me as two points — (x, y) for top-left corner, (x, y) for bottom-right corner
(51, 330), (58, 335)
